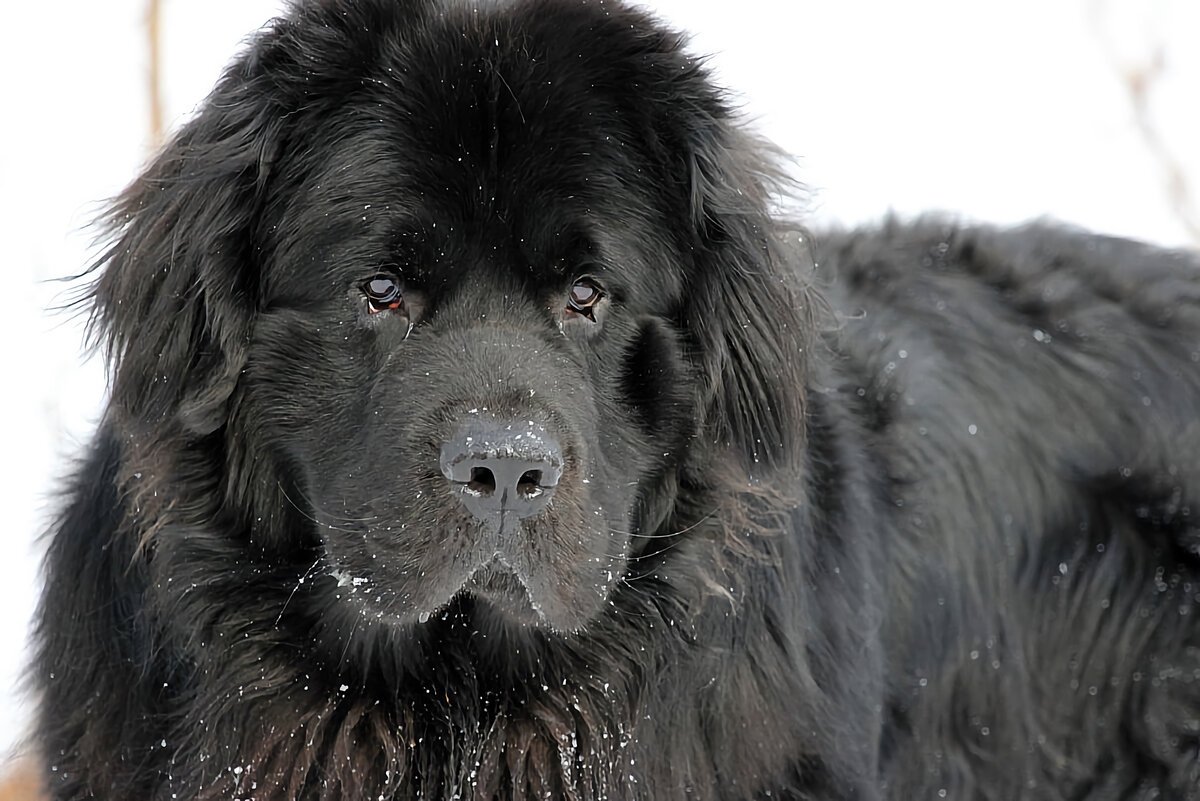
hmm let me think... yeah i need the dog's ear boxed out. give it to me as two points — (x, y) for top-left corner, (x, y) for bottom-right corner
(86, 64), (282, 439)
(679, 121), (813, 472)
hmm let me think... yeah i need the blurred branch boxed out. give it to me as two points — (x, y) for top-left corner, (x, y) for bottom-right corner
(1124, 48), (1200, 245)
(1091, 0), (1200, 245)
(146, 0), (164, 147)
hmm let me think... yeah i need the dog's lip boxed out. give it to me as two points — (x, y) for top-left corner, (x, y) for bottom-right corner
(461, 556), (546, 621)
(467, 555), (525, 592)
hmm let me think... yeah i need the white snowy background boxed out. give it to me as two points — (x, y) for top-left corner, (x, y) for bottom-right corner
(2, 0), (1197, 763)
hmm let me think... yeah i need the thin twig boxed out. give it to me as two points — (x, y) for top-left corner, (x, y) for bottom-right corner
(1090, 0), (1200, 245)
(146, 0), (164, 146)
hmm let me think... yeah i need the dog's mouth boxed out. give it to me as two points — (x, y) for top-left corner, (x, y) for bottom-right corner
(459, 557), (546, 626)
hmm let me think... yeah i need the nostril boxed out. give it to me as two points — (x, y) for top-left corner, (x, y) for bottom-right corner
(517, 469), (543, 498)
(440, 418), (564, 521)
(468, 466), (496, 496)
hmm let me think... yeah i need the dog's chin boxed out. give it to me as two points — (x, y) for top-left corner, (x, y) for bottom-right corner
(422, 560), (591, 634)
(461, 560), (550, 629)
(328, 558), (597, 635)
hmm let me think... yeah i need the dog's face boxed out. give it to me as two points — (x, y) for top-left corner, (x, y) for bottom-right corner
(94, 0), (809, 636)
(236, 7), (706, 634)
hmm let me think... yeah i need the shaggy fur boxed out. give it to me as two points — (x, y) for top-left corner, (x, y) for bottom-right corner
(35, 0), (1200, 799)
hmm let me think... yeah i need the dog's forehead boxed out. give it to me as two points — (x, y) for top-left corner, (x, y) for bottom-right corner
(267, 3), (702, 285)
(254, 0), (716, 307)
(367, 10), (663, 215)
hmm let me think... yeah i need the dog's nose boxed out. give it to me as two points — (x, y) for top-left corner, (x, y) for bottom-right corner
(439, 419), (563, 523)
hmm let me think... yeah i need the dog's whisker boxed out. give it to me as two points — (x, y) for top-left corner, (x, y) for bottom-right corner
(274, 555), (324, 627)
(608, 507), (722, 541)
(276, 480), (378, 532)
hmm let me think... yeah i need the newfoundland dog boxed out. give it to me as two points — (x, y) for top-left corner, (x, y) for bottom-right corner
(35, 0), (1200, 799)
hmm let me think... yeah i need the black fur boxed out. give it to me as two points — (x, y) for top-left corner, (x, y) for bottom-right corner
(34, 1), (1200, 799)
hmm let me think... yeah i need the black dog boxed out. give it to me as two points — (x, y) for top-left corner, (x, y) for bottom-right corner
(35, 1), (1200, 799)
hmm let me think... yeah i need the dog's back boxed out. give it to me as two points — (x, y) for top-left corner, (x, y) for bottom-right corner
(819, 218), (1200, 798)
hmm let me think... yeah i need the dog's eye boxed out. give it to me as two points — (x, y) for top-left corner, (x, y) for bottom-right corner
(362, 274), (404, 314)
(566, 278), (604, 321)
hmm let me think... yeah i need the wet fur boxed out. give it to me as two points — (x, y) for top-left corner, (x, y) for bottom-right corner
(34, 1), (1200, 799)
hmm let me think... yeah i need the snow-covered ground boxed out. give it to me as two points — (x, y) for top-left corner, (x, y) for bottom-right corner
(3, 0), (1196, 760)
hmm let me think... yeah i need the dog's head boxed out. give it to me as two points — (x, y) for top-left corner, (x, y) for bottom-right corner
(89, 0), (811, 634)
